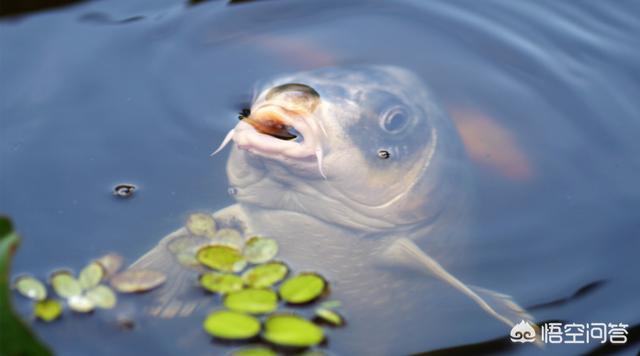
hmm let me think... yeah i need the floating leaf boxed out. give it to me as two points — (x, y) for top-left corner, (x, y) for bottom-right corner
(197, 245), (246, 272)
(232, 347), (277, 356)
(34, 299), (63, 322)
(96, 253), (124, 278)
(110, 269), (166, 293)
(224, 288), (278, 314)
(242, 262), (288, 288)
(186, 213), (216, 237)
(14, 275), (47, 301)
(243, 237), (278, 264)
(263, 314), (324, 347)
(78, 262), (104, 290)
(167, 234), (210, 268)
(203, 310), (261, 340)
(67, 295), (95, 313)
(50, 271), (82, 298)
(213, 228), (244, 249)
(199, 272), (244, 294)
(314, 308), (344, 326)
(279, 273), (327, 304)
(85, 285), (117, 309)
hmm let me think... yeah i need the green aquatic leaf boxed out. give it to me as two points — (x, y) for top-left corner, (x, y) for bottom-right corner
(78, 262), (104, 290)
(242, 262), (288, 288)
(314, 308), (344, 326)
(0, 217), (52, 355)
(67, 294), (95, 313)
(243, 236), (278, 264)
(231, 346), (277, 356)
(110, 269), (167, 293)
(199, 272), (244, 294)
(213, 228), (245, 249)
(186, 212), (217, 237)
(197, 245), (247, 272)
(14, 275), (47, 301)
(279, 273), (327, 304)
(34, 299), (63, 322)
(85, 285), (117, 309)
(224, 288), (278, 314)
(95, 253), (124, 278)
(50, 271), (82, 298)
(263, 314), (324, 347)
(203, 310), (261, 340)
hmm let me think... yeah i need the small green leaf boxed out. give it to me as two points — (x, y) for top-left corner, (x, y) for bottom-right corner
(224, 288), (278, 314)
(263, 314), (324, 347)
(243, 237), (278, 264)
(110, 269), (166, 293)
(242, 262), (288, 288)
(14, 275), (47, 301)
(95, 253), (123, 278)
(34, 299), (63, 322)
(67, 294), (95, 313)
(85, 285), (117, 309)
(197, 245), (247, 272)
(314, 308), (344, 326)
(78, 262), (104, 290)
(199, 272), (244, 294)
(279, 273), (327, 304)
(203, 310), (261, 340)
(186, 213), (216, 237)
(232, 346), (277, 356)
(213, 228), (245, 249)
(50, 271), (82, 298)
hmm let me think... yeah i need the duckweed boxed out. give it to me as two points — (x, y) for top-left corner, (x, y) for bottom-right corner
(78, 262), (104, 290)
(14, 275), (47, 301)
(263, 314), (324, 347)
(279, 273), (327, 304)
(85, 285), (117, 309)
(34, 299), (63, 322)
(199, 272), (244, 294)
(224, 288), (278, 314)
(241, 262), (288, 289)
(50, 271), (82, 298)
(243, 237), (278, 264)
(314, 308), (344, 326)
(203, 310), (261, 340)
(110, 269), (166, 293)
(186, 213), (217, 237)
(197, 245), (247, 272)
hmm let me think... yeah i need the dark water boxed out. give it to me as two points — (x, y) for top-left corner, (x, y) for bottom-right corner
(1, 0), (639, 355)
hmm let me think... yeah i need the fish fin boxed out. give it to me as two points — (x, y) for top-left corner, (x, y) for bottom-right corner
(382, 238), (537, 335)
(128, 229), (209, 319)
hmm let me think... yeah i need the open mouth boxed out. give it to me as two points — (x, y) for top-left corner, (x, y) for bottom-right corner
(211, 103), (327, 178)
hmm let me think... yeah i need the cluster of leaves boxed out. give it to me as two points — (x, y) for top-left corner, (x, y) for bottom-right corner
(186, 212), (345, 353)
(13, 252), (167, 322)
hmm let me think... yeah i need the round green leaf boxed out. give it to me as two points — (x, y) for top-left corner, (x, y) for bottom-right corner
(197, 245), (247, 272)
(78, 262), (104, 290)
(203, 310), (260, 340)
(110, 269), (167, 293)
(224, 288), (278, 314)
(199, 272), (244, 294)
(243, 237), (278, 264)
(34, 299), (63, 322)
(242, 262), (289, 288)
(67, 294), (95, 313)
(213, 228), (244, 249)
(86, 285), (117, 309)
(314, 308), (344, 326)
(14, 275), (47, 301)
(263, 314), (324, 347)
(232, 347), (277, 356)
(50, 271), (82, 298)
(186, 213), (216, 237)
(279, 273), (327, 304)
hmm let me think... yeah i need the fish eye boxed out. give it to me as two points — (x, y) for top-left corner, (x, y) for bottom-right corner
(380, 106), (410, 134)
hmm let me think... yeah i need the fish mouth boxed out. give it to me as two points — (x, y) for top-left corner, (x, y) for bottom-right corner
(212, 103), (327, 178)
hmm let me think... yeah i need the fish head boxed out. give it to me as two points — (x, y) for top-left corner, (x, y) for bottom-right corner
(222, 65), (465, 232)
